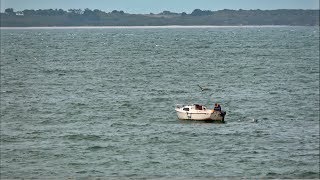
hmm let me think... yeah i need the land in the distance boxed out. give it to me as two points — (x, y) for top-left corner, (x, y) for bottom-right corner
(1, 8), (319, 27)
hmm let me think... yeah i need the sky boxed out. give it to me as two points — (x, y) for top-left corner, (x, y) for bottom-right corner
(1, 0), (319, 13)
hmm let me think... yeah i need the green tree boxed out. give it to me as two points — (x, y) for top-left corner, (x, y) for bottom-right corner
(191, 9), (213, 16)
(5, 8), (15, 15)
(68, 9), (83, 15)
(22, 9), (36, 16)
(111, 10), (125, 15)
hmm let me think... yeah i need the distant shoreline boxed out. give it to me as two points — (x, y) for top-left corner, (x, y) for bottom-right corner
(1, 9), (318, 27)
(1, 25), (314, 30)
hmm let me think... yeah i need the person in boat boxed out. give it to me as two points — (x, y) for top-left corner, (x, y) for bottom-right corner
(214, 103), (221, 112)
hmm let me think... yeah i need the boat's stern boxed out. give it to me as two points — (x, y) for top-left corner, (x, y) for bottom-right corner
(210, 110), (226, 122)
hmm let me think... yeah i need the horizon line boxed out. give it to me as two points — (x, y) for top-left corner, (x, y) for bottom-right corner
(1, 25), (314, 30)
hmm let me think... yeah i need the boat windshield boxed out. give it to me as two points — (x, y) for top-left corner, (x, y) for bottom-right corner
(183, 108), (189, 111)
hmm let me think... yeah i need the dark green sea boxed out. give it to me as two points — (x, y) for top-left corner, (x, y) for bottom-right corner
(0, 26), (319, 179)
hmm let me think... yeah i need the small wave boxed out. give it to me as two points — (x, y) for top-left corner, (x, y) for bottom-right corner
(147, 136), (180, 144)
(69, 102), (87, 107)
(1, 135), (19, 143)
(296, 171), (320, 179)
(150, 97), (171, 103)
(126, 123), (150, 127)
(53, 153), (66, 158)
(26, 130), (43, 135)
(120, 102), (133, 108)
(85, 88), (95, 92)
(265, 171), (320, 179)
(41, 69), (87, 74)
(194, 45), (210, 49)
(169, 89), (189, 94)
(265, 172), (281, 178)
(68, 162), (87, 166)
(76, 170), (87, 174)
(39, 119), (53, 125)
(63, 134), (102, 141)
(150, 161), (161, 164)
(1, 90), (13, 93)
(86, 145), (116, 151)
(110, 122), (150, 127)
(253, 129), (269, 135)
(110, 122), (123, 127)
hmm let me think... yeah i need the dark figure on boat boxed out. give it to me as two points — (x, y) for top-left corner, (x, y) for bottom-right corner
(214, 103), (221, 112)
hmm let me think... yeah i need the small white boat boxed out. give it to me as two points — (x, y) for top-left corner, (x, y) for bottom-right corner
(175, 104), (226, 122)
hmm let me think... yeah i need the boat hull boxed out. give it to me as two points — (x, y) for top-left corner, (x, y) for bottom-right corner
(176, 110), (226, 122)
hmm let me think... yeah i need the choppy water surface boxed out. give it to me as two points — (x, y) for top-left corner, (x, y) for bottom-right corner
(1, 26), (319, 179)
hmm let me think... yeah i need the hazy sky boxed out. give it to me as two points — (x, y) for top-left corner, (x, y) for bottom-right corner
(1, 0), (319, 13)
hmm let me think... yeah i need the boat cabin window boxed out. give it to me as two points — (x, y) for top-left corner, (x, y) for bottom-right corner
(183, 108), (189, 111)
(195, 104), (203, 110)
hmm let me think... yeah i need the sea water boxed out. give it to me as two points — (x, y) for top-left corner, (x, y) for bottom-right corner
(0, 26), (319, 178)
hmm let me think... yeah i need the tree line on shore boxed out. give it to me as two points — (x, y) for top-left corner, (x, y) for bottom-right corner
(1, 8), (319, 26)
